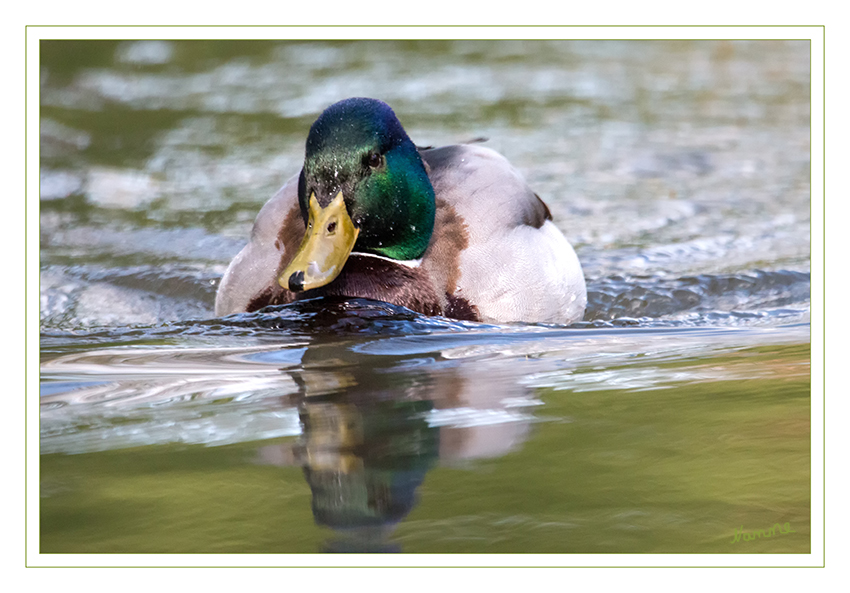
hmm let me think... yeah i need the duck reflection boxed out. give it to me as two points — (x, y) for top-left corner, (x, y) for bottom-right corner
(257, 346), (536, 553)
(293, 397), (437, 553)
(40, 303), (542, 553)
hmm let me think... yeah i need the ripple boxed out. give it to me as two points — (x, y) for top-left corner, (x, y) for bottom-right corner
(215, 297), (487, 336)
(586, 269), (810, 321)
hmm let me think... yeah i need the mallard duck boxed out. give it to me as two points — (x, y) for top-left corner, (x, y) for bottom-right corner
(215, 97), (586, 324)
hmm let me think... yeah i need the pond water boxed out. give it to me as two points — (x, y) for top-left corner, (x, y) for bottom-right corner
(38, 39), (811, 556)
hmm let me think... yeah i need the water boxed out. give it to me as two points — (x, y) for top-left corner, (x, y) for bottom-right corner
(38, 40), (811, 555)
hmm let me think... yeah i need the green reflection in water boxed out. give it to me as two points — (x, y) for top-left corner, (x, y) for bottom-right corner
(401, 344), (810, 554)
(40, 343), (809, 555)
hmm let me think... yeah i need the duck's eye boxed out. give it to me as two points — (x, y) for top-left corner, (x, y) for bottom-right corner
(366, 152), (382, 169)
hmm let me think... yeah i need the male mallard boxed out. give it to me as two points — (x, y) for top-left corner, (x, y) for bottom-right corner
(215, 98), (586, 324)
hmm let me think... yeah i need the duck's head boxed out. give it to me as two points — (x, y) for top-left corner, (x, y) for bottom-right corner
(280, 98), (436, 292)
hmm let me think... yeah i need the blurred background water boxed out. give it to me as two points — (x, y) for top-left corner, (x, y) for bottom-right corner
(38, 39), (810, 555)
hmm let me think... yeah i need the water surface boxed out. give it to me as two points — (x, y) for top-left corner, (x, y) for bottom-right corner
(39, 39), (811, 556)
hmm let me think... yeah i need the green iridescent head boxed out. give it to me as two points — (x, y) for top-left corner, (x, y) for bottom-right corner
(281, 98), (436, 292)
(300, 97), (435, 257)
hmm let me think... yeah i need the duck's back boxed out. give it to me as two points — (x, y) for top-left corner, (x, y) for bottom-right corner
(214, 176), (302, 317)
(421, 144), (587, 324)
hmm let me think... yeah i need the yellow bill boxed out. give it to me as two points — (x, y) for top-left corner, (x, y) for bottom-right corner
(279, 191), (360, 292)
